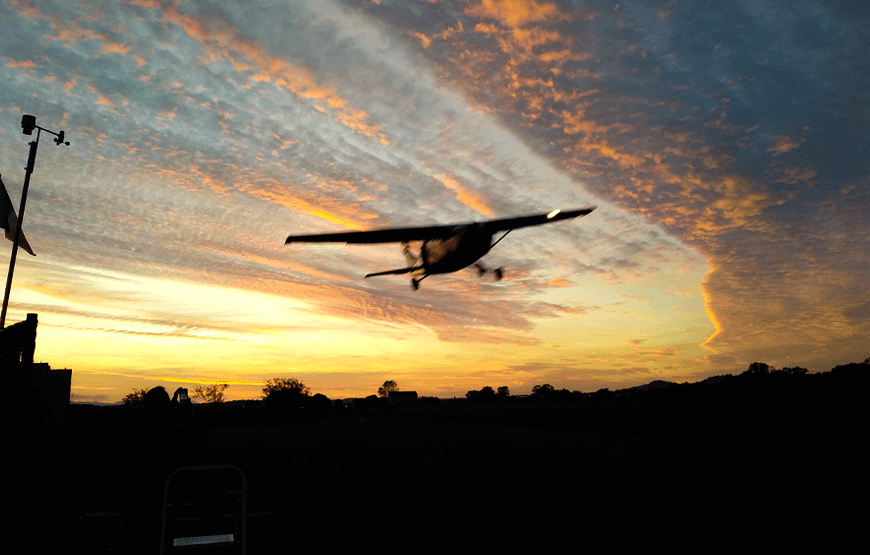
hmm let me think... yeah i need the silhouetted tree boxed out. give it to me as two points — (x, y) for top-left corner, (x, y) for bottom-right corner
(744, 362), (770, 375)
(497, 386), (510, 397)
(830, 361), (869, 379)
(377, 380), (399, 398)
(263, 377), (310, 397)
(781, 367), (808, 375)
(557, 388), (573, 401)
(592, 388), (613, 401)
(263, 378), (310, 410)
(122, 388), (147, 408)
(532, 384), (555, 398)
(308, 393), (332, 409)
(193, 383), (229, 403)
(466, 386), (496, 403)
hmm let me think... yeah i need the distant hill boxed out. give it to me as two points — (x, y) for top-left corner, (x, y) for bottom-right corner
(614, 379), (679, 396)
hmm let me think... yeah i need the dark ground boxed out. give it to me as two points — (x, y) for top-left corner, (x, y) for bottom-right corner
(20, 399), (861, 551)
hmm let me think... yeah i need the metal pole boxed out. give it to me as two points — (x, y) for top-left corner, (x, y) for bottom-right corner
(1, 129), (40, 329)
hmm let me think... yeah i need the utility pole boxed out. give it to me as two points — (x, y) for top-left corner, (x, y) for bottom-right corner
(1, 115), (70, 328)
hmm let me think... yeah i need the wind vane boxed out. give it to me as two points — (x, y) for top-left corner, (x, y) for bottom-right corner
(1, 115), (70, 328)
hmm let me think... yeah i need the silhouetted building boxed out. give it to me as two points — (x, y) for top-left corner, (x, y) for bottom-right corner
(2, 312), (38, 375)
(1, 313), (72, 442)
(388, 391), (418, 405)
(4, 313), (73, 548)
(31, 362), (72, 442)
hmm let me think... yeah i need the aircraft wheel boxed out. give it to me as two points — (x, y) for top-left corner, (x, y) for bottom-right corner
(494, 268), (503, 281)
(411, 279), (419, 291)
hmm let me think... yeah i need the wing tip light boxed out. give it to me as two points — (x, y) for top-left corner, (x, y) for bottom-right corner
(548, 206), (596, 219)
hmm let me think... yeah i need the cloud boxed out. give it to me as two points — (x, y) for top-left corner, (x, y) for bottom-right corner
(465, 0), (572, 28)
(845, 301), (870, 320)
(4, 0), (862, 399)
(767, 134), (804, 155)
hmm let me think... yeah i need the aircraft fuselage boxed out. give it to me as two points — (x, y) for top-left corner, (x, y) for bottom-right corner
(420, 225), (493, 275)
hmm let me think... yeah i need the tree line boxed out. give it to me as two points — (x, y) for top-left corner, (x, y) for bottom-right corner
(119, 358), (868, 408)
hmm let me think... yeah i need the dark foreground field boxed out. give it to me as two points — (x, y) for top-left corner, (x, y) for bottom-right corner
(20, 399), (861, 551)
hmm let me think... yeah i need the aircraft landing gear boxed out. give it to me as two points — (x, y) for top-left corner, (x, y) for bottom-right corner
(410, 274), (429, 290)
(475, 263), (504, 281)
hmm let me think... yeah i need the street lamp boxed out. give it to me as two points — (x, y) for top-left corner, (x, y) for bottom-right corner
(1, 115), (70, 328)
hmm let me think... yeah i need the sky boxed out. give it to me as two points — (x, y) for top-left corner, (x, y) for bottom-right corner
(1, 0), (867, 403)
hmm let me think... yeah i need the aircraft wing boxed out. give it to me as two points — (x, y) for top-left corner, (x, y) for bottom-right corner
(479, 207), (596, 233)
(285, 207), (596, 245)
(285, 224), (463, 244)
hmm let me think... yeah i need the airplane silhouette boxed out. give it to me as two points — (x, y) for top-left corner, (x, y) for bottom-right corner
(285, 207), (596, 290)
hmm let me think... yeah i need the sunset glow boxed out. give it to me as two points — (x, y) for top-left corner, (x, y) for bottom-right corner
(1, 0), (866, 403)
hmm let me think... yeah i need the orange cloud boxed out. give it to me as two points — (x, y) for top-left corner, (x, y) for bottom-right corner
(767, 134), (804, 155)
(538, 48), (592, 64)
(410, 31), (432, 49)
(101, 41), (131, 55)
(432, 173), (494, 216)
(128, 0), (160, 8)
(9, 0), (38, 18)
(205, 244), (350, 284)
(45, 20), (105, 45)
(5, 59), (38, 69)
(411, 19), (465, 50)
(465, 0), (571, 28)
(772, 166), (816, 184)
(242, 186), (377, 231)
(617, 295), (650, 304)
(630, 347), (679, 358)
(510, 26), (563, 51)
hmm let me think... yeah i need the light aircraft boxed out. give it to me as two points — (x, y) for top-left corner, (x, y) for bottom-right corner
(285, 207), (596, 290)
